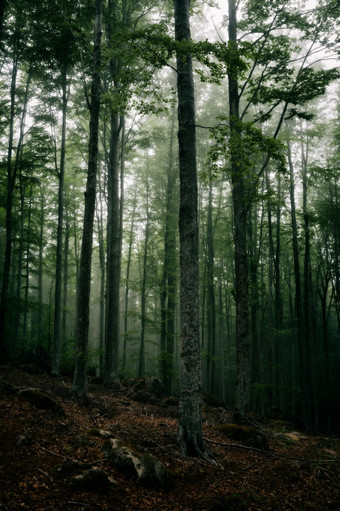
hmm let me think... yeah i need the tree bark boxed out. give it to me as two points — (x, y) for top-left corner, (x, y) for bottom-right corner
(122, 189), (137, 376)
(287, 139), (308, 426)
(0, 52), (18, 355)
(174, 0), (209, 459)
(138, 168), (151, 378)
(206, 179), (216, 395)
(96, 183), (106, 378)
(105, 109), (121, 382)
(52, 71), (68, 375)
(228, 0), (251, 421)
(160, 108), (177, 395)
(72, 0), (102, 398)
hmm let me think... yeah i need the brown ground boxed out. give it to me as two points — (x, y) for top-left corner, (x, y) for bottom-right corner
(1, 365), (339, 511)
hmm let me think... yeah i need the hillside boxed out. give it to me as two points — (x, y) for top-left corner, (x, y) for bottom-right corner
(0, 365), (339, 510)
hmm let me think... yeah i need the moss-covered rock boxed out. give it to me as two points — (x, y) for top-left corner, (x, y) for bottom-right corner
(71, 433), (95, 447)
(86, 428), (113, 439)
(52, 460), (84, 476)
(212, 423), (269, 450)
(103, 438), (171, 488)
(69, 467), (115, 491)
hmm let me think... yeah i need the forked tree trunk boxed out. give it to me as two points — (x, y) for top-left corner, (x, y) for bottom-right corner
(72, 0), (102, 398)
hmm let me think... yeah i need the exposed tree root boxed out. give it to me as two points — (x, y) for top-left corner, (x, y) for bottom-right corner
(204, 437), (340, 464)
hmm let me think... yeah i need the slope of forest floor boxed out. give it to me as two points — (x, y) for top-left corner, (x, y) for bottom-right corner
(1, 364), (340, 511)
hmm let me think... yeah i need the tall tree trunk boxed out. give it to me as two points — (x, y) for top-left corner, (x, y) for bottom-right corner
(301, 132), (315, 427)
(122, 189), (137, 376)
(12, 68), (32, 351)
(105, 109), (121, 382)
(228, 0), (251, 421)
(37, 187), (45, 346)
(138, 169), (150, 379)
(206, 179), (216, 395)
(329, 180), (340, 335)
(73, 204), (80, 338)
(0, 53), (18, 355)
(287, 139), (308, 426)
(14, 147), (25, 350)
(266, 168), (275, 411)
(96, 184), (106, 378)
(274, 173), (283, 409)
(22, 183), (33, 346)
(317, 255), (332, 431)
(160, 108), (177, 395)
(174, 0), (210, 460)
(52, 72), (68, 375)
(248, 201), (261, 411)
(62, 206), (70, 344)
(104, 0), (123, 382)
(72, 0), (102, 398)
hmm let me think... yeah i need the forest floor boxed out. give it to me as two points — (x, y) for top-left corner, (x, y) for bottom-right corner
(1, 364), (340, 511)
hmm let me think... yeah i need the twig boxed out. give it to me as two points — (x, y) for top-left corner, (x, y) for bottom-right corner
(243, 463), (256, 471)
(90, 457), (109, 465)
(204, 437), (340, 465)
(33, 439), (71, 462)
(38, 468), (53, 481)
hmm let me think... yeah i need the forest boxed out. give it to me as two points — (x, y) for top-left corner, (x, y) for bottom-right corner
(1, 0), (340, 462)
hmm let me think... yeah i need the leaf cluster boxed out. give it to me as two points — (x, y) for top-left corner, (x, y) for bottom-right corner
(207, 116), (286, 180)
(104, 24), (249, 90)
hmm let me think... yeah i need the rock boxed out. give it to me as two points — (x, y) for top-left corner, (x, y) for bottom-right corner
(284, 431), (308, 442)
(53, 460), (84, 476)
(103, 438), (171, 488)
(69, 467), (114, 491)
(17, 434), (32, 446)
(212, 423), (269, 450)
(17, 388), (65, 416)
(86, 428), (113, 439)
(72, 428), (114, 446)
(71, 433), (95, 447)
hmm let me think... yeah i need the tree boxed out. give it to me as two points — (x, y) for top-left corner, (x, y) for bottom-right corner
(208, 0), (339, 421)
(0, 1), (25, 355)
(160, 108), (178, 396)
(72, 0), (102, 398)
(226, 0), (252, 421)
(174, 0), (211, 460)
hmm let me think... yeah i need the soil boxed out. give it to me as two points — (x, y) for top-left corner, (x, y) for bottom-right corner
(1, 364), (339, 510)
